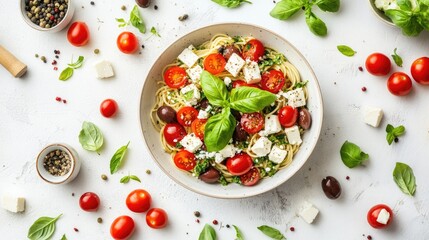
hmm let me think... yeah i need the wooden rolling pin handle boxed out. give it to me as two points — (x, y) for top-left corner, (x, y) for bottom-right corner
(0, 45), (27, 78)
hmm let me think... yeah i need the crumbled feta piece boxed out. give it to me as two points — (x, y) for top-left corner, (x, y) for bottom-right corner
(179, 133), (203, 153)
(188, 45), (196, 50)
(180, 84), (201, 105)
(376, 208), (390, 225)
(224, 77), (232, 86)
(285, 125), (302, 145)
(363, 107), (383, 128)
(1, 195), (25, 213)
(259, 115), (282, 136)
(268, 145), (288, 164)
(299, 201), (319, 224)
(197, 110), (209, 119)
(283, 88), (306, 108)
(178, 47), (199, 67)
(95, 61), (115, 79)
(214, 153), (224, 163)
(186, 65), (203, 83)
(225, 53), (245, 77)
(243, 60), (262, 84)
(219, 144), (237, 159)
(251, 137), (272, 157)
(195, 150), (216, 160)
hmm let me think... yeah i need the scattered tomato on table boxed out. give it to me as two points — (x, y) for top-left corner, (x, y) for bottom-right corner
(67, 22), (90, 47)
(387, 72), (413, 96)
(79, 192), (100, 212)
(110, 215), (135, 240)
(365, 53), (391, 76)
(146, 208), (168, 229)
(117, 32), (139, 54)
(100, 99), (118, 118)
(126, 189), (152, 213)
(411, 57), (429, 85)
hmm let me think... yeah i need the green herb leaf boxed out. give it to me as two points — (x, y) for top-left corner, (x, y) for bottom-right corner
(61, 234), (67, 240)
(201, 71), (229, 107)
(116, 18), (127, 27)
(58, 67), (73, 81)
(229, 87), (276, 113)
(397, 0), (412, 11)
(110, 141), (130, 174)
(391, 48), (403, 67)
(68, 56), (84, 69)
(211, 0), (252, 8)
(79, 121), (104, 153)
(198, 224), (217, 240)
(130, 5), (146, 33)
(193, 159), (211, 177)
(386, 124), (405, 145)
(120, 175), (130, 183)
(316, 0), (340, 12)
(305, 12), (328, 36)
(270, 0), (305, 20)
(233, 225), (245, 240)
(150, 26), (161, 37)
(385, 9), (424, 36)
(337, 45), (356, 57)
(340, 141), (369, 168)
(257, 225), (286, 240)
(204, 109), (236, 152)
(393, 162), (416, 196)
(130, 175), (141, 182)
(27, 214), (62, 240)
(293, 81), (308, 89)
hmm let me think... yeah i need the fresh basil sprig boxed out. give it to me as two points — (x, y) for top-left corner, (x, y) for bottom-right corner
(391, 48), (403, 67)
(116, 5), (146, 33)
(337, 45), (356, 57)
(233, 225), (245, 240)
(59, 56), (84, 81)
(79, 121), (104, 154)
(61, 234), (67, 240)
(386, 124), (405, 145)
(110, 142), (130, 174)
(385, 0), (429, 36)
(120, 173), (141, 183)
(393, 162), (416, 196)
(27, 214), (62, 240)
(198, 224), (217, 240)
(340, 141), (369, 168)
(150, 26), (161, 37)
(211, 0), (252, 8)
(257, 225), (286, 240)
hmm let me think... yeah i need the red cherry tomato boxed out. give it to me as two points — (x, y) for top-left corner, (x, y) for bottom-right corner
(146, 208), (168, 229)
(232, 80), (259, 88)
(191, 119), (207, 139)
(204, 53), (226, 75)
(174, 150), (196, 171)
(79, 192), (100, 212)
(163, 66), (188, 89)
(261, 70), (285, 93)
(411, 57), (429, 85)
(110, 215), (135, 240)
(126, 189), (151, 213)
(278, 106), (298, 127)
(67, 22), (90, 47)
(365, 53), (391, 76)
(226, 153), (253, 176)
(177, 106), (199, 127)
(240, 167), (260, 186)
(240, 112), (264, 134)
(367, 204), (393, 229)
(387, 72), (412, 96)
(242, 39), (265, 62)
(117, 32), (139, 54)
(100, 99), (118, 118)
(163, 123), (187, 146)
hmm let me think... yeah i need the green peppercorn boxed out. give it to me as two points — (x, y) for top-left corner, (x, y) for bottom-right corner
(35, 54), (39, 58)
(94, 49), (100, 54)
(146, 169), (151, 175)
(121, 5), (126, 10)
(101, 174), (108, 180)
(97, 217), (103, 223)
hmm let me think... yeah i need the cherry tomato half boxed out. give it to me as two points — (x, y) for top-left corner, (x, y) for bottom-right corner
(191, 119), (207, 139)
(117, 32), (139, 54)
(232, 80), (259, 88)
(261, 70), (285, 93)
(204, 53), (226, 75)
(367, 204), (393, 229)
(177, 106), (199, 127)
(126, 189), (152, 213)
(146, 208), (168, 229)
(240, 112), (264, 134)
(163, 123), (187, 146)
(110, 215), (135, 240)
(79, 192), (100, 212)
(242, 39), (265, 62)
(226, 153), (253, 176)
(411, 57), (429, 85)
(100, 99), (118, 118)
(240, 167), (260, 186)
(278, 106), (298, 127)
(387, 72), (412, 96)
(174, 150), (196, 171)
(365, 53), (391, 76)
(164, 66), (188, 89)
(67, 22), (90, 47)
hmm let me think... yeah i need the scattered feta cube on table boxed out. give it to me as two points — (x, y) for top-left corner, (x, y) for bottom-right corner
(178, 47), (199, 67)
(180, 84), (201, 105)
(285, 125), (302, 145)
(259, 115), (282, 136)
(376, 208), (390, 225)
(225, 53), (245, 77)
(363, 107), (383, 128)
(1, 195), (25, 213)
(243, 60), (262, 84)
(268, 145), (288, 164)
(179, 133), (203, 153)
(95, 61), (115, 79)
(251, 137), (272, 157)
(283, 88), (306, 108)
(299, 201), (319, 224)
(186, 65), (203, 83)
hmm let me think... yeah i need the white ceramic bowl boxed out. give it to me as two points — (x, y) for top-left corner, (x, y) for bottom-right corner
(36, 143), (81, 184)
(139, 23), (323, 199)
(368, 0), (395, 26)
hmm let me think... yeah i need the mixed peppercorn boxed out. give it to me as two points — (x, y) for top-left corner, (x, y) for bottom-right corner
(24, 0), (68, 29)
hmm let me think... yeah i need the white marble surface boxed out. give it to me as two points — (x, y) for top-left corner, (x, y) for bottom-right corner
(1, 0), (429, 239)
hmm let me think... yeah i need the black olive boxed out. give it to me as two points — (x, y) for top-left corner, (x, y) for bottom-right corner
(321, 176), (341, 199)
(298, 108), (312, 130)
(222, 45), (241, 60)
(231, 109), (241, 121)
(233, 123), (248, 142)
(199, 167), (220, 183)
(157, 106), (176, 123)
(197, 99), (210, 110)
(135, 0), (151, 8)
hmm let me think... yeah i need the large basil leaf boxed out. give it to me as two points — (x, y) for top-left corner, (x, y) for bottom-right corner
(257, 225), (286, 240)
(229, 87), (276, 113)
(198, 224), (217, 240)
(27, 214), (62, 240)
(110, 142), (130, 174)
(201, 71), (229, 107)
(204, 109), (236, 152)
(79, 121), (104, 154)
(385, 9), (424, 36)
(305, 12), (328, 36)
(393, 162), (416, 196)
(317, 0), (340, 12)
(270, 0), (305, 20)
(340, 141), (369, 168)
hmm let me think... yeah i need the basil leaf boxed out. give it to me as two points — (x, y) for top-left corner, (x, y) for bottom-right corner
(397, 0), (412, 11)
(193, 159), (210, 177)
(257, 225), (286, 240)
(386, 124), (405, 145)
(201, 71), (229, 107)
(305, 12), (328, 36)
(421, 0), (429, 5)
(27, 214), (62, 240)
(150, 26), (161, 37)
(61, 234), (67, 240)
(385, 9), (424, 36)
(116, 18), (127, 27)
(198, 224), (217, 240)
(110, 142), (130, 174)
(230, 87), (276, 113)
(340, 141), (369, 168)
(392, 125), (405, 135)
(68, 56), (84, 69)
(386, 124), (394, 133)
(233, 225), (245, 240)
(393, 162), (416, 196)
(391, 48), (403, 67)
(130, 175), (141, 182)
(211, 0), (252, 8)
(130, 5), (146, 34)
(270, 0), (304, 20)
(337, 45), (356, 57)
(204, 109), (236, 152)
(120, 175), (130, 183)
(317, 0), (340, 12)
(59, 67), (73, 81)
(79, 121), (104, 153)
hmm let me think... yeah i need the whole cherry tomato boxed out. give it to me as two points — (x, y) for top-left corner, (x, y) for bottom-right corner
(226, 153), (253, 176)
(411, 57), (429, 85)
(163, 123), (187, 146)
(365, 53), (391, 76)
(126, 189), (152, 213)
(387, 72), (412, 96)
(117, 32), (139, 54)
(278, 106), (298, 127)
(146, 208), (168, 229)
(110, 215), (135, 240)
(79, 192), (100, 212)
(67, 22), (90, 47)
(100, 99), (118, 118)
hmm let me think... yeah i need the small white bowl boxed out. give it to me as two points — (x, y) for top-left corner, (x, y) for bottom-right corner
(20, 0), (75, 32)
(36, 143), (81, 184)
(368, 0), (395, 26)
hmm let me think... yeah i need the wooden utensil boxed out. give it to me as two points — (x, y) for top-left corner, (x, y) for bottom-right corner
(0, 45), (27, 78)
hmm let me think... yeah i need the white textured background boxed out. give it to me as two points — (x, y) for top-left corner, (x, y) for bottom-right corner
(1, 0), (429, 239)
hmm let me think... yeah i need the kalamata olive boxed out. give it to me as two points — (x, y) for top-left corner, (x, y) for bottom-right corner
(321, 176), (341, 199)
(231, 109), (241, 121)
(157, 106), (176, 123)
(233, 123), (248, 142)
(135, 0), (151, 8)
(199, 167), (220, 183)
(197, 99), (210, 110)
(223, 45), (241, 60)
(298, 108), (312, 130)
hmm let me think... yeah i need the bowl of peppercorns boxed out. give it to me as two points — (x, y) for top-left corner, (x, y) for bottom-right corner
(36, 143), (81, 184)
(21, 0), (75, 32)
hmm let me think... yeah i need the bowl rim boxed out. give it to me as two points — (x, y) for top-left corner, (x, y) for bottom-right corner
(368, 0), (396, 26)
(36, 143), (77, 184)
(139, 22), (324, 199)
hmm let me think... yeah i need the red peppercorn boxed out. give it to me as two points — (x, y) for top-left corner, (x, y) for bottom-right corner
(290, 226), (295, 232)
(52, 60), (57, 65)
(196, 219), (200, 223)
(53, 67), (58, 71)
(346, 176), (350, 180)
(361, 86), (367, 92)
(358, 66), (363, 72)
(367, 235), (372, 240)
(50, 16), (55, 21)
(62, 99), (67, 104)
(212, 220), (218, 225)
(55, 97), (62, 102)
(73, 227), (79, 232)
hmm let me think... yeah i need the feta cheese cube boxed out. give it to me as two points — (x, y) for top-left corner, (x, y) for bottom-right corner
(186, 65), (203, 83)
(299, 201), (319, 224)
(251, 137), (272, 157)
(268, 145), (288, 164)
(180, 84), (201, 105)
(243, 61), (262, 84)
(95, 61), (115, 79)
(1, 195), (25, 213)
(219, 144), (237, 159)
(283, 88), (306, 108)
(224, 77), (232, 86)
(259, 115), (282, 136)
(225, 53), (245, 77)
(363, 107), (383, 128)
(179, 133), (203, 153)
(285, 125), (302, 145)
(376, 208), (390, 225)
(178, 47), (199, 67)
